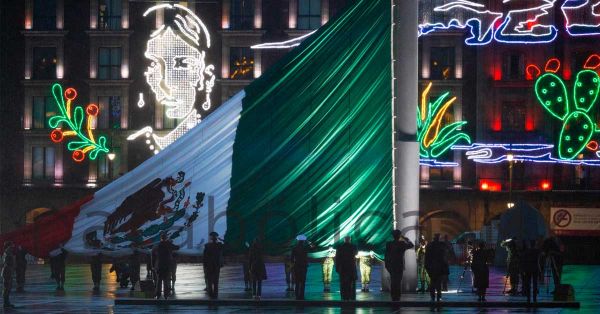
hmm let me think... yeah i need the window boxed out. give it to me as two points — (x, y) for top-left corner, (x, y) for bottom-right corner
(502, 53), (525, 80)
(430, 47), (455, 80)
(98, 147), (120, 180)
(298, 0), (321, 30)
(98, 47), (122, 80)
(33, 96), (56, 129)
(502, 102), (527, 131)
(97, 96), (122, 129)
(229, 47), (254, 80)
(429, 167), (453, 182)
(230, 0), (254, 29)
(98, 0), (122, 30)
(32, 146), (55, 180)
(33, 47), (57, 80)
(33, 0), (56, 30)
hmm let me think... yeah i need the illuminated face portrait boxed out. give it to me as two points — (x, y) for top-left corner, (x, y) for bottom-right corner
(145, 27), (205, 119)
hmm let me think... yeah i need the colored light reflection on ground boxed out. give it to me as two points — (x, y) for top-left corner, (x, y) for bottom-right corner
(6, 264), (599, 313)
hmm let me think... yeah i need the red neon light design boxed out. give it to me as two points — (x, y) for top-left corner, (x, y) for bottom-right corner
(563, 65), (572, 81)
(527, 21), (537, 30)
(587, 141), (599, 151)
(86, 104), (99, 117)
(526, 64), (541, 81)
(584, 54), (600, 70)
(64, 87), (77, 101)
(545, 58), (561, 73)
(50, 129), (63, 143)
(72, 150), (85, 163)
(480, 180), (501, 192)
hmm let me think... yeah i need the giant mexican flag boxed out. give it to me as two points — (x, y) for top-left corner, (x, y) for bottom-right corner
(1, 0), (393, 257)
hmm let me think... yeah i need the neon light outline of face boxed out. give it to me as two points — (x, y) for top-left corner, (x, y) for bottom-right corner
(145, 27), (206, 119)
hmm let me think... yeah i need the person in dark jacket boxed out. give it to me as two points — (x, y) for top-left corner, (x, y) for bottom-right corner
(248, 238), (267, 299)
(203, 231), (224, 299)
(2, 242), (15, 308)
(129, 249), (141, 291)
(290, 234), (309, 300)
(522, 240), (542, 303)
(335, 236), (358, 301)
(15, 246), (27, 293)
(471, 242), (490, 301)
(90, 253), (103, 291)
(153, 233), (180, 299)
(145, 252), (153, 279)
(425, 233), (448, 302)
(385, 230), (415, 301)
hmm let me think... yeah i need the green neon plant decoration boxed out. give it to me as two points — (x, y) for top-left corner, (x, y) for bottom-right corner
(48, 83), (110, 162)
(417, 82), (471, 159)
(532, 55), (600, 160)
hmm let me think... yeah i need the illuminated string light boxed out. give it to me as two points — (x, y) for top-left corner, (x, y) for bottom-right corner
(417, 82), (471, 160)
(129, 3), (215, 152)
(561, 0), (600, 36)
(48, 83), (109, 162)
(251, 31), (317, 49)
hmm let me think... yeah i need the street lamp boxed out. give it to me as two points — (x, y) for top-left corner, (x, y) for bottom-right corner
(507, 153), (514, 208)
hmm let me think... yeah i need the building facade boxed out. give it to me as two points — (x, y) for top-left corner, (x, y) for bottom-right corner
(0, 0), (598, 256)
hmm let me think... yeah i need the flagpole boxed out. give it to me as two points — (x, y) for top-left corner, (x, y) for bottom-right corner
(392, 0), (419, 292)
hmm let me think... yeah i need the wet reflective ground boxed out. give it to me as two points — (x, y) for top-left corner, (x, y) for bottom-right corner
(3, 263), (598, 313)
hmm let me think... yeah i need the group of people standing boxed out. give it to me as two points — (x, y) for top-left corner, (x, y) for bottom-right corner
(501, 236), (564, 303)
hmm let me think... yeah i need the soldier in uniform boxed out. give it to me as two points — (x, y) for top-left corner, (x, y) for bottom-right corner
(322, 247), (335, 292)
(425, 233), (448, 302)
(2, 241), (15, 308)
(501, 238), (520, 295)
(243, 243), (251, 292)
(290, 234), (309, 300)
(522, 240), (542, 303)
(15, 246), (27, 293)
(170, 252), (178, 292)
(336, 236), (358, 300)
(471, 241), (490, 301)
(357, 251), (374, 292)
(385, 230), (415, 301)
(49, 245), (68, 291)
(416, 235), (429, 293)
(90, 252), (103, 291)
(203, 231), (224, 299)
(153, 233), (180, 299)
(248, 238), (267, 299)
(129, 249), (141, 291)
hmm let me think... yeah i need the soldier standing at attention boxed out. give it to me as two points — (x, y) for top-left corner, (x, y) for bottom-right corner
(49, 245), (68, 291)
(154, 233), (180, 300)
(385, 230), (415, 301)
(425, 233), (447, 302)
(129, 249), (141, 291)
(291, 235), (309, 300)
(336, 236), (358, 301)
(90, 253), (103, 292)
(2, 242), (16, 308)
(15, 245), (27, 293)
(322, 247), (335, 292)
(284, 253), (295, 292)
(203, 232), (224, 299)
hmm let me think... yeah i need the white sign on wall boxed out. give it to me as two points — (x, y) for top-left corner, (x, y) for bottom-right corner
(550, 207), (600, 236)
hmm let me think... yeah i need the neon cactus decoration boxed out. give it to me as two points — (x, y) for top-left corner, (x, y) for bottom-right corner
(418, 82), (471, 160)
(530, 55), (600, 160)
(49, 83), (110, 162)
